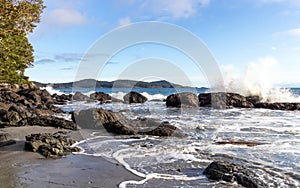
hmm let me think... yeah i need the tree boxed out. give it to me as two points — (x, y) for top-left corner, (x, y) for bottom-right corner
(0, 0), (45, 84)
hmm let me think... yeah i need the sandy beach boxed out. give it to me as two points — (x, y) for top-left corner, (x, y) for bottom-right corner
(0, 126), (141, 188)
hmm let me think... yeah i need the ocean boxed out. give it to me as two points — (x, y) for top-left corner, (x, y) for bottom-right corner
(51, 87), (300, 187)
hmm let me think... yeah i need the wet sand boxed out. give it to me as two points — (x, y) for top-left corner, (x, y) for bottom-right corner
(0, 126), (141, 188)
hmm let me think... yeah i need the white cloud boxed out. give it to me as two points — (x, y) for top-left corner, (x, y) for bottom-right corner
(271, 46), (277, 50)
(286, 28), (300, 36)
(126, 0), (210, 19)
(118, 16), (131, 26)
(273, 28), (300, 38)
(45, 9), (88, 27)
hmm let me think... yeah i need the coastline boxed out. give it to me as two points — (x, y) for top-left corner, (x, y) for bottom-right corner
(0, 126), (141, 188)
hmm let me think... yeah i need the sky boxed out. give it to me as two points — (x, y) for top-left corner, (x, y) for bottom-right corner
(26, 0), (300, 87)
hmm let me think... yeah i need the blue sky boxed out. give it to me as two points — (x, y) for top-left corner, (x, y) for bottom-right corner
(26, 0), (300, 87)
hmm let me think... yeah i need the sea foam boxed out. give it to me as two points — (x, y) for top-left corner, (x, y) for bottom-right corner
(223, 57), (300, 102)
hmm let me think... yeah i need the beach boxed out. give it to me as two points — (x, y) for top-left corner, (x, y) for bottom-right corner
(0, 126), (141, 188)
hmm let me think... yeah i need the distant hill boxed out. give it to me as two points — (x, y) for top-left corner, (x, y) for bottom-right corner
(33, 79), (192, 88)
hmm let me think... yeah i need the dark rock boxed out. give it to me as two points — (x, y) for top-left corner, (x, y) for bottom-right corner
(254, 102), (300, 111)
(71, 108), (136, 135)
(123, 91), (148, 104)
(0, 107), (7, 117)
(139, 121), (177, 136)
(198, 92), (300, 111)
(72, 92), (89, 101)
(246, 96), (261, 105)
(40, 89), (52, 102)
(215, 141), (269, 147)
(166, 92), (199, 108)
(203, 161), (266, 188)
(90, 92), (111, 103)
(52, 93), (73, 105)
(72, 108), (179, 136)
(199, 93), (254, 108)
(24, 132), (80, 158)
(28, 116), (78, 130)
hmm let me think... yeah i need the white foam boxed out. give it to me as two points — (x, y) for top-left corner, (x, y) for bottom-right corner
(223, 57), (300, 102)
(41, 85), (65, 95)
(111, 91), (167, 101)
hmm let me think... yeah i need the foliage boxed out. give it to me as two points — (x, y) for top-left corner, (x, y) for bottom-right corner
(0, 0), (45, 84)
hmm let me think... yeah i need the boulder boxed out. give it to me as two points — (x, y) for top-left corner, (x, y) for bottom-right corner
(52, 93), (73, 105)
(72, 108), (179, 136)
(254, 102), (300, 111)
(90, 92), (111, 103)
(72, 92), (89, 101)
(0, 85), (76, 129)
(139, 121), (177, 136)
(28, 116), (78, 130)
(123, 91), (147, 104)
(226, 93), (254, 108)
(24, 132), (80, 158)
(203, 161), (266, 188)
(166, 92), (198, 107)
(199, 93), (254, 108)
(71, 108), (137, 135)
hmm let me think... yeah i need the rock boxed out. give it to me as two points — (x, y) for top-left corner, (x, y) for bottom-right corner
(72, 92), (89, 101)
(166, 92), (198, 107)
(72, 108), (179, 136)
(215, 141), (269, 147)
(0, 84), (75, 129)
(52, 93), (73, 105)
(199, 93), (254, 108)
(71, 108), (137, 135)
(123, 91), (147, 104)
(28, 116), (78, 130)
(254, 102), (300, 111)
(139, 121), (177, 136)
(198, 92), (300, 111)
(90, 92), (111, 103)
(0, 107), (7, 117)
(226, 93), (254, 108)
(246, 96), (261, 105)
(203, 161), (266, 188)
(40, 89), (52, 102)
(24, 132), (80, 158)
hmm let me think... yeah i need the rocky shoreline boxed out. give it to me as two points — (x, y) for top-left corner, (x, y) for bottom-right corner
(1, 83), (300, 187)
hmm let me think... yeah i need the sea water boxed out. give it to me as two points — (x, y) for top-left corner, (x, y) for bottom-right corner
(52, 87), (300, 187)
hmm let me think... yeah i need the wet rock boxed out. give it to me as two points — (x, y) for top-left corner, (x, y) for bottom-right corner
(215, 141), (269, 147)
(254, 102), (300, 111)
(203, 161), (266, 188)
(72, 108), (179, 136)
(72, 92), (89, 101)
(246, 96), (261, 105)
(90, 92), (111, 103)
(123, 91), (148, 104)
(24, 132), (80, 158)
(139, 121), (177, 136)
(52, 93), (73, 105)
(71, 108), (137, 135)
(166, 92), (198, 108)
(199, 93), (254, 109)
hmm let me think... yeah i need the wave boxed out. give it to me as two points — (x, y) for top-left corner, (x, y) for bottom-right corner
(41, 85), (65, 95)
(223, 57), (300, 102)
(111, 92), (166, 101)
